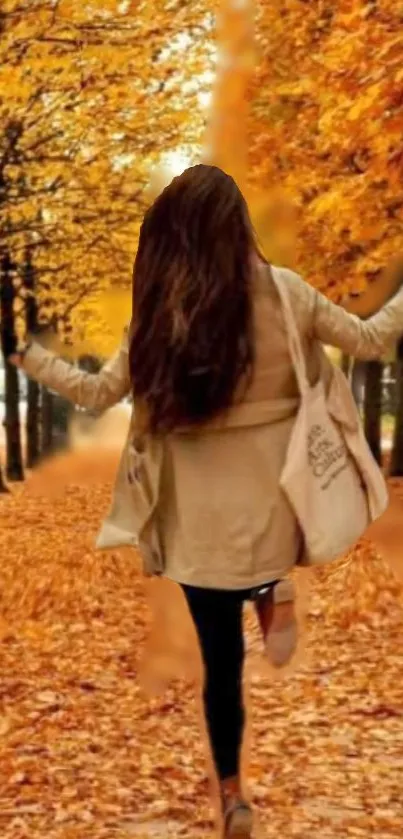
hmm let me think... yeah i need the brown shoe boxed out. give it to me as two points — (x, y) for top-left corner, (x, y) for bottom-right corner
(223, 801), (253, 837)
(220, 777), (253, 838)
(255, 578), (297, 668)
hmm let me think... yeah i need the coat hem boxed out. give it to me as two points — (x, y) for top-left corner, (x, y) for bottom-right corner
(162, 560), (295, 591)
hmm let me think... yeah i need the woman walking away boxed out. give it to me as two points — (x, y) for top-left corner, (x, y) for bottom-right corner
(5, 165), (403, 838)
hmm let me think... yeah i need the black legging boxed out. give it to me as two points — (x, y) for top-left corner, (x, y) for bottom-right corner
(182, 582), (275, 780)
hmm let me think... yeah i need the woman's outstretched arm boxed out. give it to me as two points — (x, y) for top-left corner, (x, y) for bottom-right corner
(285, 261), (403, 360)
(11, 326), (131, 413)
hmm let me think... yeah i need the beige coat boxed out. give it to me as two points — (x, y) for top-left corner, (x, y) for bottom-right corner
(21, 264), (403, 590)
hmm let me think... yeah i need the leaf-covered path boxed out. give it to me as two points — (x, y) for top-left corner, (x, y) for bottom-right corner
(0, 450), (402, 839)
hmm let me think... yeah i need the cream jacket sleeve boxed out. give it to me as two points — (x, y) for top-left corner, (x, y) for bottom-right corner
(284, 268), (403, 360)
(21, 326), (131, 412)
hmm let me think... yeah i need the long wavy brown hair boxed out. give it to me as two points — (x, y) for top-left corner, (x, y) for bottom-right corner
(129, 164), (258, 433)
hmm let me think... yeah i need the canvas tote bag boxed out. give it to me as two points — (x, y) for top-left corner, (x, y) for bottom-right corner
(271, 266), (389, 566)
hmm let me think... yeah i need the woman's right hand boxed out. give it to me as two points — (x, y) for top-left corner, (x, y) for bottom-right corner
(343, 256), (403, 319)
(8, 353), (23, 368)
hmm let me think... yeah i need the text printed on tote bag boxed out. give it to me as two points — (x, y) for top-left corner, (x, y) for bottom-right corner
(307, 424), (348, 490)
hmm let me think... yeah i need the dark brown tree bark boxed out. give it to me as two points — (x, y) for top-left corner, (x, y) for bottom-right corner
(0, 459), (9, 493)
(0, 253), (24, 480)
(23, 246), (40, 468)
(26, 378), (40, 468)
(390, 338), (403, 477)
(4, 359), (24, 480)
(363, 360), (383, 465)
(41, 386), (54, 458)
(351, 359), (365, 408)
(340, 353), (350, 376)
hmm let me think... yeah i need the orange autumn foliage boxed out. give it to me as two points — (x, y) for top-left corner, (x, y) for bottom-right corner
(248, 0), (403, 298)
(2, 0), (401, 353)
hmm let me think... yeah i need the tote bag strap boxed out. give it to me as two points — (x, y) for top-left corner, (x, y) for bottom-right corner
(270, 265), (309, 396)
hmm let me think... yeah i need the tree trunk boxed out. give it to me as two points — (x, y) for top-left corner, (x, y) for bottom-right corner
(4, 359), (24, 480)
(390, 339), (403, 476)
(26, 378), (40, 468)
(23, 246), (40, 468)
(340, 353), (350, 377)
(41, 387), (54, 457)
(0, 459), (9, 493)
(351, 359), (365, 408)
(0, 253), (24, 480)
(363, 360), (383, 465)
